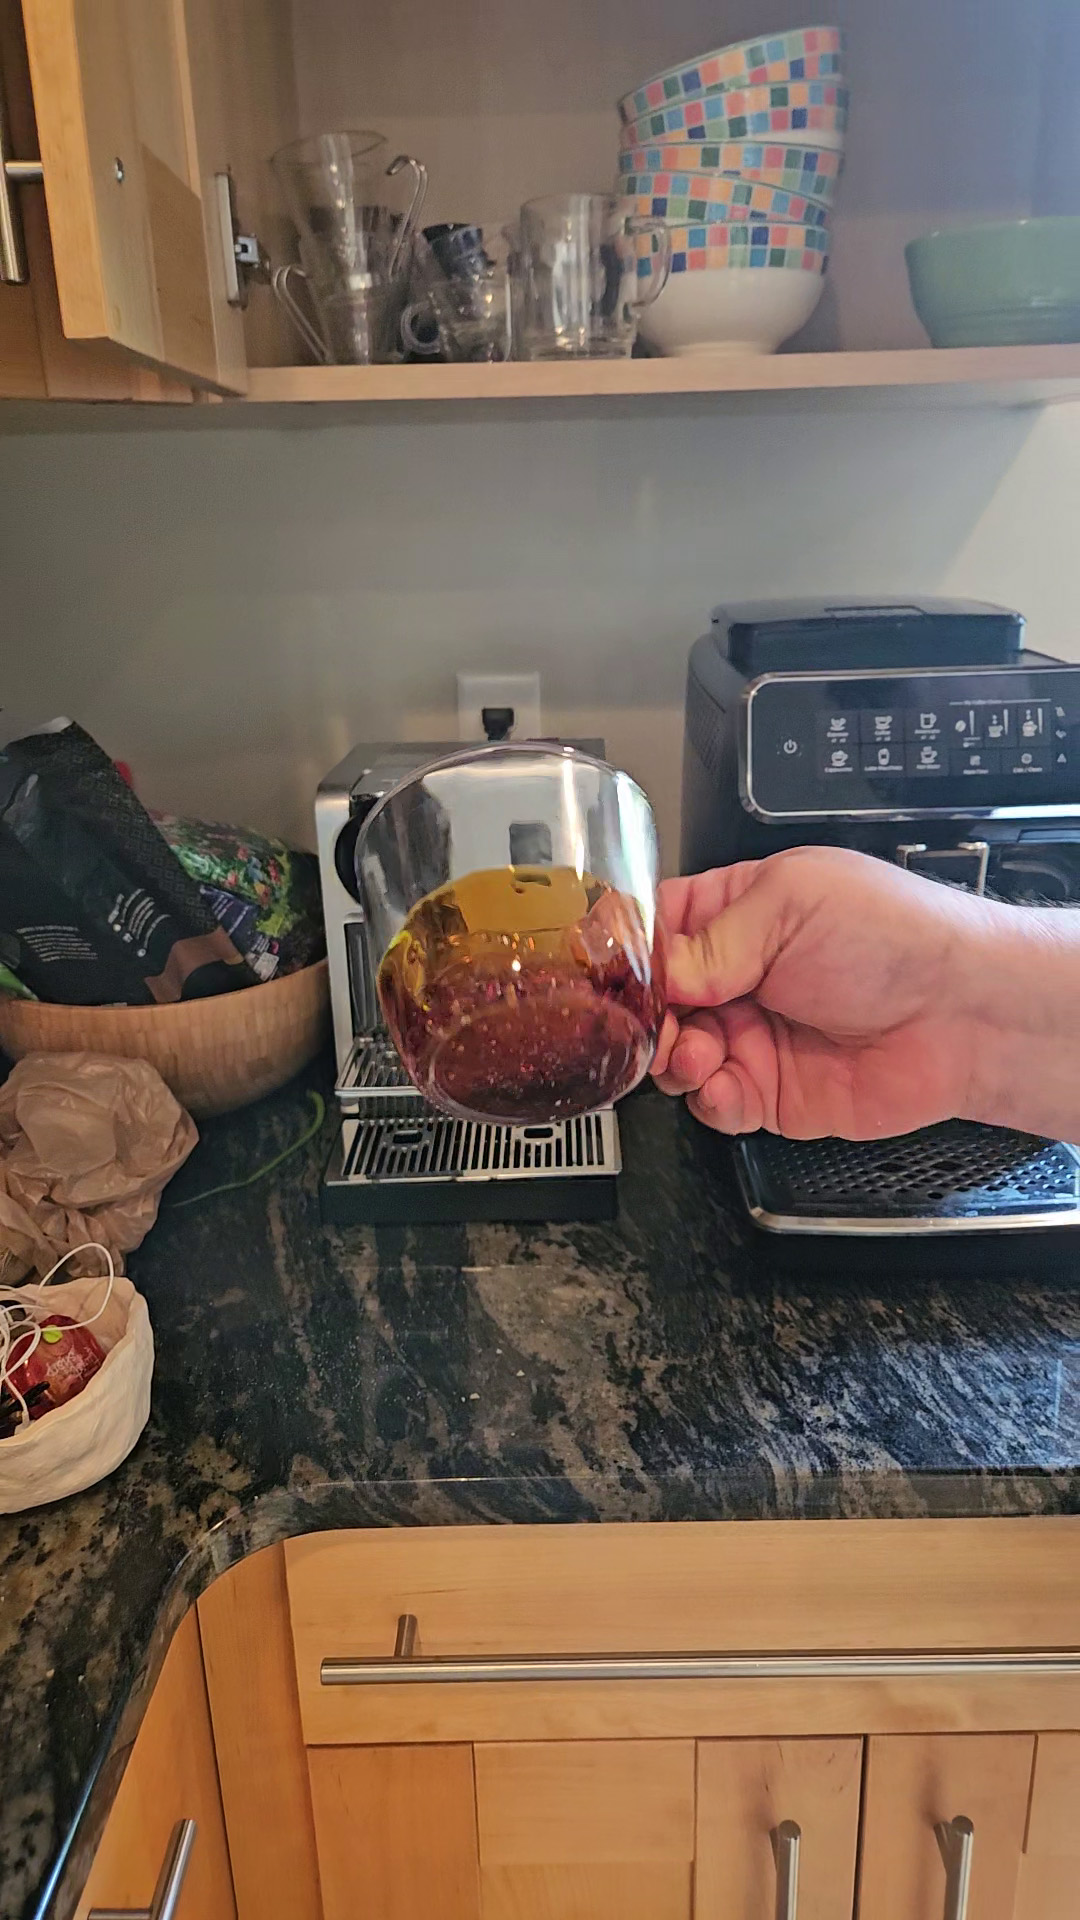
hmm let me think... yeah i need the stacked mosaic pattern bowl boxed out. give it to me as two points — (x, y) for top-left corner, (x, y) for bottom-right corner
(617, 25), (846, 355)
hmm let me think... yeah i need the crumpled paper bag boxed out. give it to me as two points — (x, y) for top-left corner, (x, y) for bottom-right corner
(0, 1053), (198, 1281)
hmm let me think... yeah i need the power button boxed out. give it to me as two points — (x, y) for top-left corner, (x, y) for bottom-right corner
(782, 737), (800, 756)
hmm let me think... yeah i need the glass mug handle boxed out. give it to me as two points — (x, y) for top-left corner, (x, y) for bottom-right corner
(625, 216), (672, 310)
(270, 264), (330, 364)
(400, 296), (443, 357)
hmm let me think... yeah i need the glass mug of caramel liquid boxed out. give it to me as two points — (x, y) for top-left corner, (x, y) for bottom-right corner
(355, 744), (665, 1125)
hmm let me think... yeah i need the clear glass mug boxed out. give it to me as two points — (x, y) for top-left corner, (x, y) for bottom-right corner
(400, 228), (513, 363)
(355, 744), (665, 1124)
(513, 193), (671, 359)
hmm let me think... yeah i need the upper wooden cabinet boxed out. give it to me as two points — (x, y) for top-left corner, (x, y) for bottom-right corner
(4, 0), (1080, 408)
(20, 0), (225, 388)
(0, 0), (296, 397)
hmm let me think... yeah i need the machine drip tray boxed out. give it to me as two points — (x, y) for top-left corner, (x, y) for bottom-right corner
(324, 1033), (621, 1224)
(734, 1121), (1080, 1237)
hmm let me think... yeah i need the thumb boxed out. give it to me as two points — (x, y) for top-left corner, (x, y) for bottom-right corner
(666, 876), (784, 1009)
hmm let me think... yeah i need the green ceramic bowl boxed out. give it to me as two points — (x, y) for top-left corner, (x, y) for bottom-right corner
(905, 217), (1080, 347)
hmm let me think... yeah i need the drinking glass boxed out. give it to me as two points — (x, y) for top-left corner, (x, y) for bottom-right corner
(272, 251), (410, 364)
(355, 743), (664, 1124)
(271, 132), (427, 363)
(400, 228), (512, 363)
(514, 194), (670, 359)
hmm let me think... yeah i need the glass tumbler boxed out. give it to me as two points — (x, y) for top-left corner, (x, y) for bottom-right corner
(355, 743), (665, 1124)
(514, 193), (671, 359)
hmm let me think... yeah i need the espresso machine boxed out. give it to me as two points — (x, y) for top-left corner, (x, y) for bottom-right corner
(315, 740), (620, 1225)
(681, 597), (1080, 1244)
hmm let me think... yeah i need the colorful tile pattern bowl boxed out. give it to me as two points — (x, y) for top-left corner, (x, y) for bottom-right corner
(618, 141), (843, 208)
(663, 219), (830, 275)
(621, 168), (829, 229)
(622, 81), (848, 153)
(905, 218), (1080, 347)
(618, 25), (843, 126)
(640, 261), (827, 356)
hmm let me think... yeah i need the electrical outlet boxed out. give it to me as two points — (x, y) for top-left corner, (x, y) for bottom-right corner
(457, 672), (542, 742)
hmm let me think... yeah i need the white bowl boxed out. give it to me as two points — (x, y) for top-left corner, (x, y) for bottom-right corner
(639, 264), (826, 357)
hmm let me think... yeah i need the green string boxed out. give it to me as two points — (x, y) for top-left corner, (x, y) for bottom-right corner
(171, 1089), (326, 1210)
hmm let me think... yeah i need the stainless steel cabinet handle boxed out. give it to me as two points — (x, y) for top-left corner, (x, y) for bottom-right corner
(772, 1820), (801, 1920)
(0, 59), (42, 286)
(936, 1816), (974, 1920)
(321, 1617), (1080, 1686)
(89, 1819), (196, 1920)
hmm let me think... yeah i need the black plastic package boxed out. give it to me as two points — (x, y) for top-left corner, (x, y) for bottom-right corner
(0, 722), (258, 1004)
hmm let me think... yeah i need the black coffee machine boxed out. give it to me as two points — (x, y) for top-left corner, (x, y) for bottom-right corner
(681, 597), (1080, 1248)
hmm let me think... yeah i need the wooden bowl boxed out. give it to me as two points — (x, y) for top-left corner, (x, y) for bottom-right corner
(0, 959), (331, 1119)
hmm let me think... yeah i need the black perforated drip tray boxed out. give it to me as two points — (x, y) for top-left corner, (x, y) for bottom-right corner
(735, 1121), (1080, 1236)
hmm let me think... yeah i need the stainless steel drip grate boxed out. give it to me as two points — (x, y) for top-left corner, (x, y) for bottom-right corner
(342, 1109), (616, 1184)
(735, 1121), (1080, 1236)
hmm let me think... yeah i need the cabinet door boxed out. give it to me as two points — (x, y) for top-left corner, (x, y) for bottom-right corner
(76, 1608), (236, 1920)
(1015, 1732), (1080, 1920)
(19, 0), (242, 389)
(858, 1734), (1035, 1920)
(697, 1738), (862, 1920)
(474, 1741), (695, 1920)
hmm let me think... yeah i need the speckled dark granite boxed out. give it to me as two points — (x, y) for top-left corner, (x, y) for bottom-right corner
(2, 1065), (1080, 1920)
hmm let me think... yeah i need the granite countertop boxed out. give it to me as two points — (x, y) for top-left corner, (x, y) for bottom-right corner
(2, 1067), (1079, 1920)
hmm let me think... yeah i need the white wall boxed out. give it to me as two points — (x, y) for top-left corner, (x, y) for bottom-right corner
(1, 398), (1078, 865)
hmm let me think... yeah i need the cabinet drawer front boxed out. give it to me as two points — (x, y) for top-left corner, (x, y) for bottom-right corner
(283, 1521), (1080, 1745)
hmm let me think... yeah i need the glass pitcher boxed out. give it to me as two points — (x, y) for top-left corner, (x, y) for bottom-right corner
(271, 132), (427, 363)
(355, 744), (664, 1125)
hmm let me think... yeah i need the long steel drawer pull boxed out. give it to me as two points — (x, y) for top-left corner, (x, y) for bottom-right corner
(773, 1821), (801, 1920)
(89, 1819), (196, 1920)
(937, 1816), (975, 1920)
(321, 1618), (1080, 1686)
(0, 56), (42, 286)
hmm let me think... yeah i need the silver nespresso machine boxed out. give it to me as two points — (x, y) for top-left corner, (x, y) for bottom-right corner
(681, 598), (1080, 1244)
(315, 741), (620, 1225)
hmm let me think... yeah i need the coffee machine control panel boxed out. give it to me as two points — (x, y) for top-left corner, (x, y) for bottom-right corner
(744, 666), (1080, 817)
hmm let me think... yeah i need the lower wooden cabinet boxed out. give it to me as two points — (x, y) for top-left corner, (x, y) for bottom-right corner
(73, 1520), (1080, 1920)
(76, 1609), (235, 1920)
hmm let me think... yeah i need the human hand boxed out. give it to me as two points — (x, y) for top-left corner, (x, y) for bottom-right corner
(651, 846), (994, 1139)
